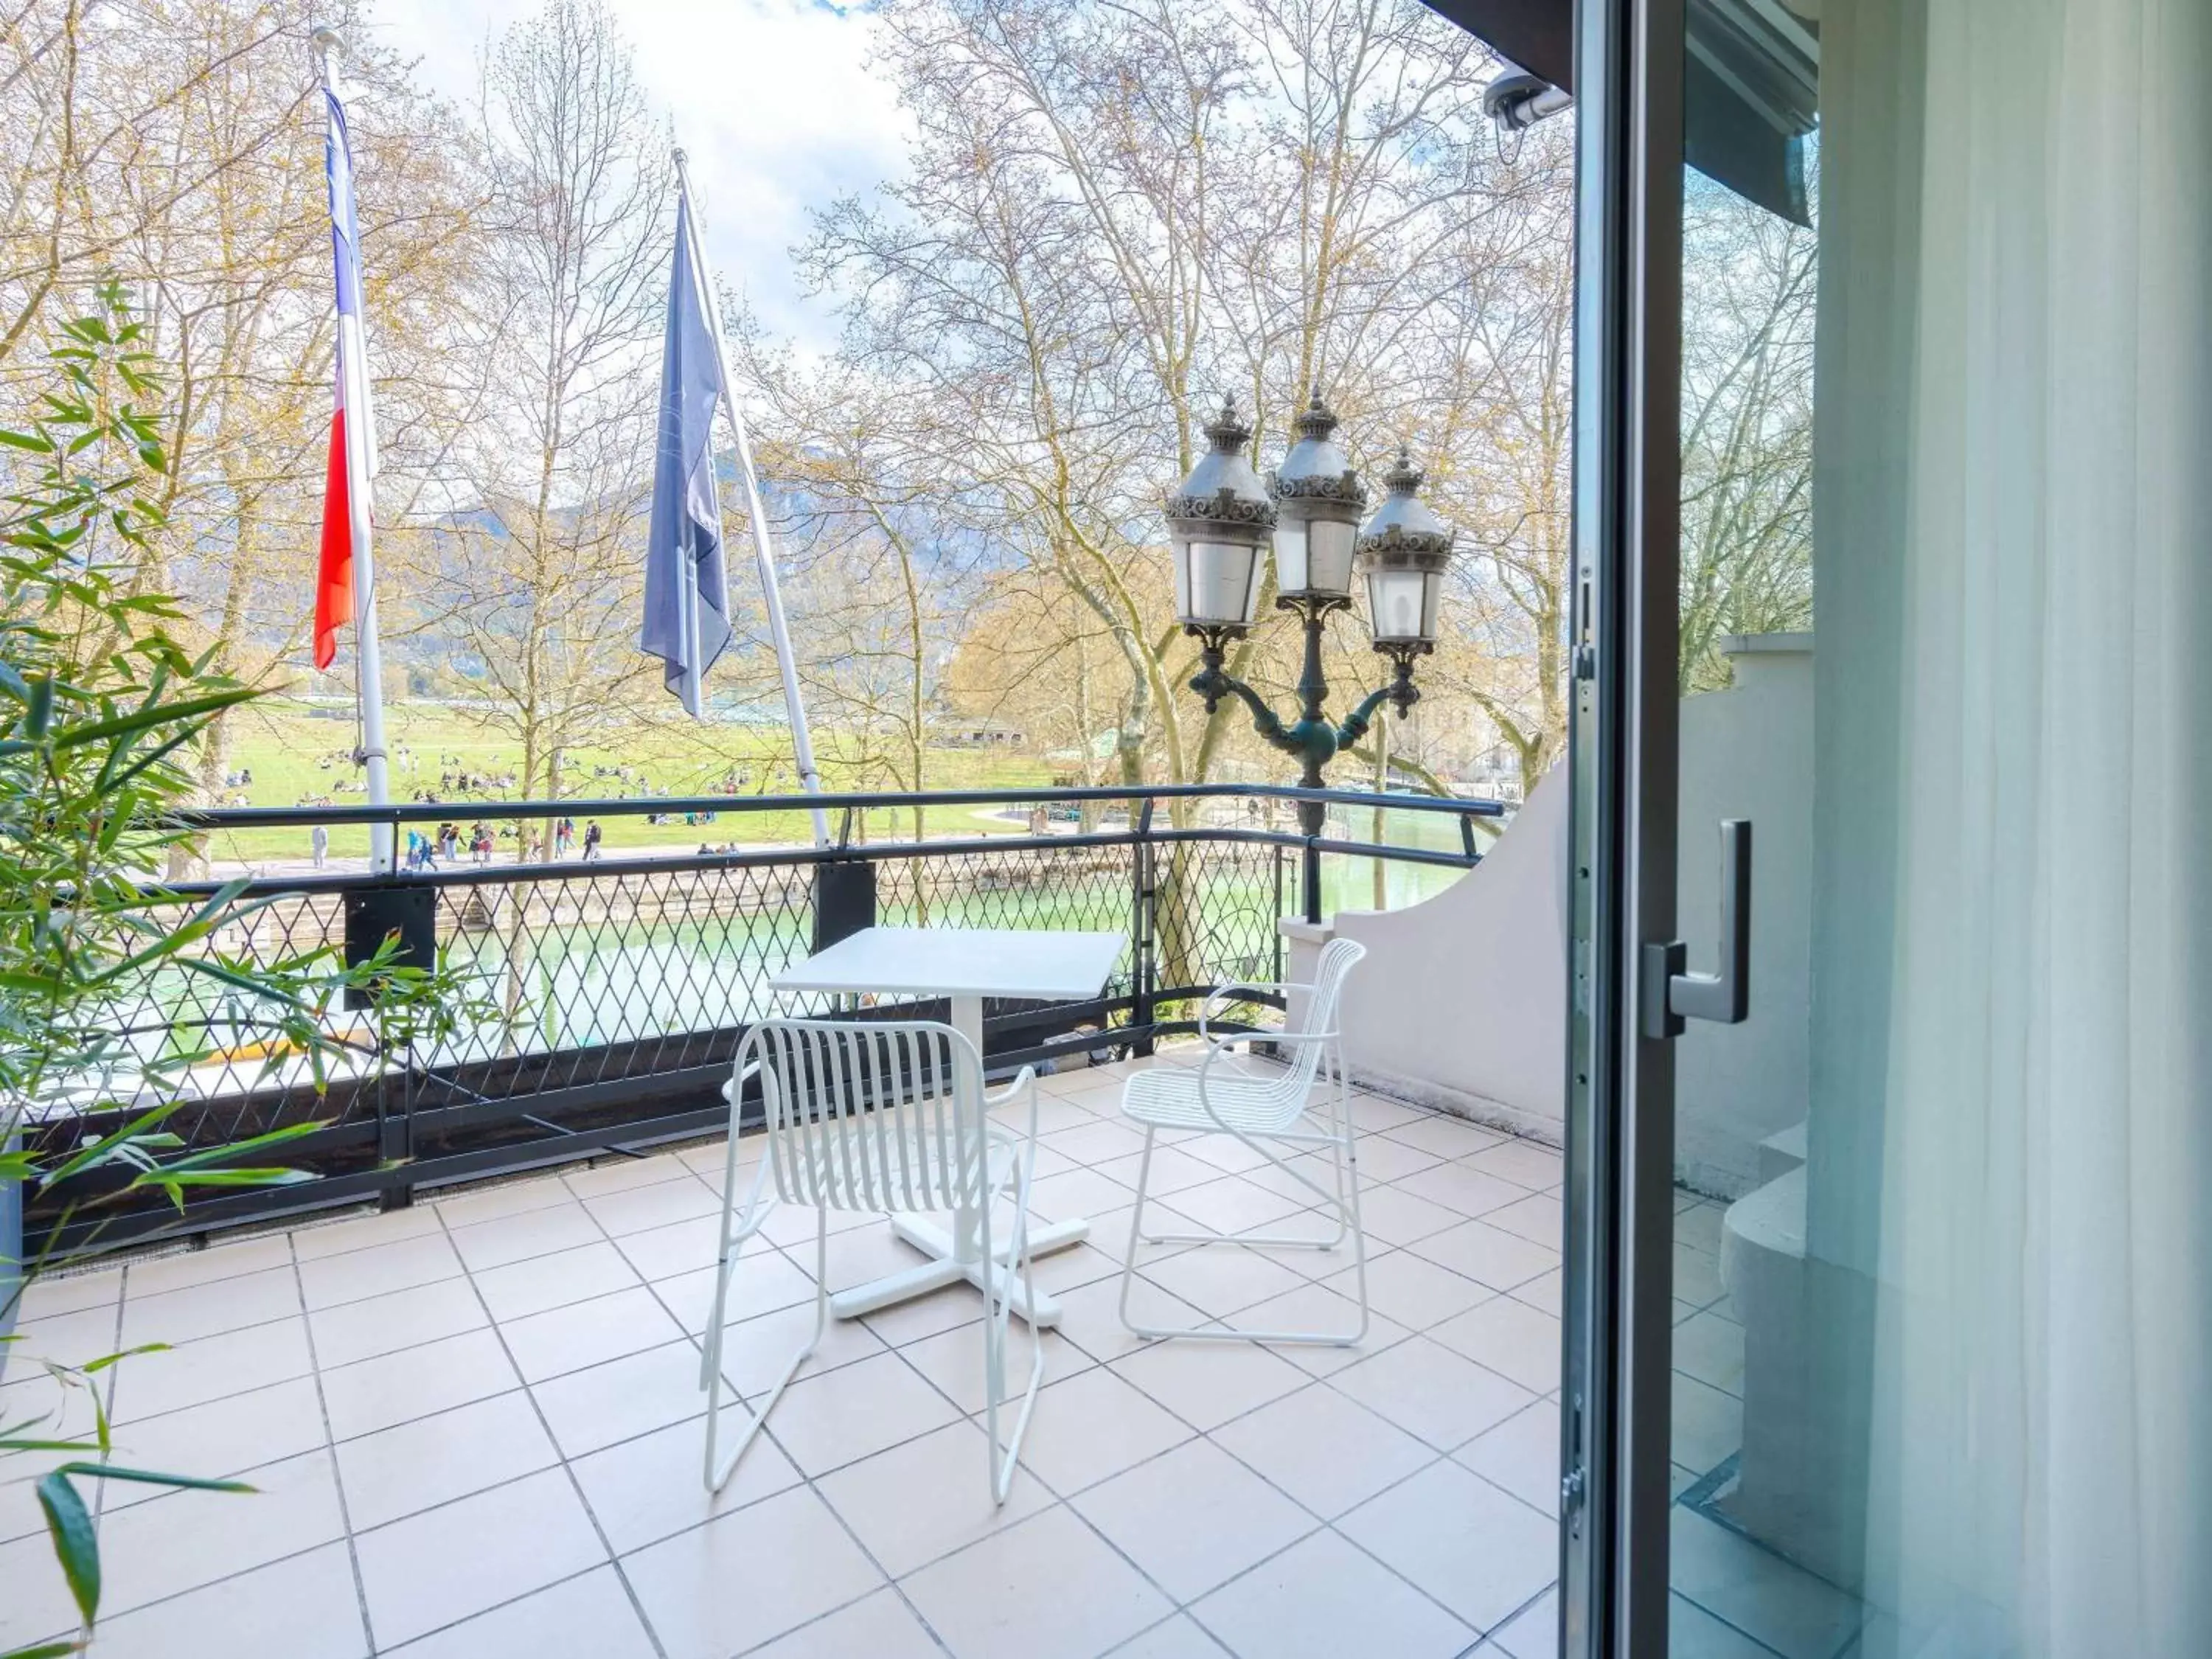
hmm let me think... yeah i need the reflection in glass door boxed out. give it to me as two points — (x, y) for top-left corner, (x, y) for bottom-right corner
(1569, 0), (2212, 1655)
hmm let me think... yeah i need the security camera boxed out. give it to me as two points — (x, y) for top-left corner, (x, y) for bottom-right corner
(1484, 66), (1573, 133)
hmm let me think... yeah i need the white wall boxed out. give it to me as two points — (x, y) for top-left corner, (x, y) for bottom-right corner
(1285, 764), (1571, 1141)
(1285, 633), (1814, 1183)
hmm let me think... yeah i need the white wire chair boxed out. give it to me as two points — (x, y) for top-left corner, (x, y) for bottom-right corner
(701, 1016), (1044, 1503)
(1116, 936), (1371, 1346)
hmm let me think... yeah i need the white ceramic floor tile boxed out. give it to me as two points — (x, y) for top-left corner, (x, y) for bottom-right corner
(1381, 1113), (1504, 1161)
(653, 1252), (818, 1335)
(1109, 1331), (1308, 1431)
(0, 1527), (97, 1651)
(1159, 1176), (1311, 1237)
(380, 1565), (658, 1659)
(1456, 1399), (1562, 1517)
(296, 1234), (463, 1313)
(12, 1265), (121, 1320)
(613, 1214), (725, 1284)
(1350, 1183), (1470, 1248)
(434, 1174), (577, 1230)
(1074, 1437), (1318, 1602)
(97, 1448), (348, 1618)
(103, 1375), (328, 1506)
(1425, 1295), (1562, 1394)
(354, 1467), (607, 1649)
(1405, 1218), (1561, 1293)
(564, 1151), (698, 1200)
(448, 1203), (605, 1273)
(1105, 1614), (1238, 1658)
(569, 1412), (801, 1554)
(1190, 1527), (1473, 1659)
(121, 1234), (293, 1299)
(1011, 1365), (1194, 1495)
(1321, 1249), (1492, 1331)
(1138, 1245), (1310, 1321)
(702, 1294), (889, 1396)
(307, 1275), (490, 1369)
(77, 1538), (366, 1659)
(1229, 1281), (1414, 1376)
(1208, 1382), (1436, 1519)
(1460, 1138), (1565, 1192)
(1493, 1587), (1562, 1659)
(1511, 1267), (1565, 1318)
(583, 1175), (722, 1238)
(1329, 1335), (1534, 1452)
(499, 1285), (686, 1384)
(758, 1348), (963, 1477)
(815, 1418), (1054, 1578)
(529, 1339), (709, 1459)
(1337, 1458), (1558, 1632)
(1485, 1192), (1565, 1248)
(104, 1317), (314, 1422)
(289, 1205), (445, 1262)
(335, 1390), (560, 1530)
(321, 1328), (521, 1441)
(119, 1265), (300, 1346)
(1044, 1274), (1208, 1366)
(739, 1587), (945, 1659)
(898, 1503), (1173, 1659)
(897, 1318), (1082, 1416)
(1335, 1133), (1447, 1183)
(471, 1241), (642, 1322)
(621, 1484), (886, 1659)
(1389, 1161), (1526, 1220)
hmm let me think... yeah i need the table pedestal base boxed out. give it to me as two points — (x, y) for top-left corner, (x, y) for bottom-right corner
(828, 1214), (1090, 1328)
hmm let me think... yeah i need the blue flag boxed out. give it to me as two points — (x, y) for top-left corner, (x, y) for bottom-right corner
(641, 187), (733, 715)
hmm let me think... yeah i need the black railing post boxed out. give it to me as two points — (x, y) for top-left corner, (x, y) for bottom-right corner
(1304, 834), (1324, 926)
(1131, 800), (1157, 1054)
(1273, 844), (1287, 984)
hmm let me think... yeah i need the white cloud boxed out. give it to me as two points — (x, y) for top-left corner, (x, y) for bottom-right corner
(361, 0), (911, 352)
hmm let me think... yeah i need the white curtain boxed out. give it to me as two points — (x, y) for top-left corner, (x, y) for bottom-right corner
(1809, 0), (2212, 1653)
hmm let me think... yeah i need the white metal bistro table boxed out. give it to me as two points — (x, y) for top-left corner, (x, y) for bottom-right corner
(766, 925), (1125, 1328)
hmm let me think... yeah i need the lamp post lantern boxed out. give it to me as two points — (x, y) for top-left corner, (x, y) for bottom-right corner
(1164, 391), (1454, 844)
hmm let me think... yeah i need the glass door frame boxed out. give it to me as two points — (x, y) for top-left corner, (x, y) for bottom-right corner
(1560, 0), (1685, 1652)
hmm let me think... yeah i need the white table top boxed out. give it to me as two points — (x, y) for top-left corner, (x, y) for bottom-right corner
(769, 926), (1126, 1003)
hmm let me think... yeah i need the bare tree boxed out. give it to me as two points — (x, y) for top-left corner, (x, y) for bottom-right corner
(397, 0), (671, 856)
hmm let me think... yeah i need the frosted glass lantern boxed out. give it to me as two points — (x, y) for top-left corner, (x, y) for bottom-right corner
(1354, 448), (1454, 650)
(1164, 398), (1276, 633)
(1268, 392), (1366, 603)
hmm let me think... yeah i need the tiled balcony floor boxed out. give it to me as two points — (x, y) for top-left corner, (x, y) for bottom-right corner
(4, 1058), (1570, 1659)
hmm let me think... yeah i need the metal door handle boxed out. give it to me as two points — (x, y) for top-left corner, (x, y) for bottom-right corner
(1642, 819), (1751, 1039)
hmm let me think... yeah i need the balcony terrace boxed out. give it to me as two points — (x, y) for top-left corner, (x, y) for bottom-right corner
(7, 1052), (1565, 1658)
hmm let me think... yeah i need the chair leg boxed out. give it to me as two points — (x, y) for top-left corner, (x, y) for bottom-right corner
(987, 1148), (1046, 1505)
(1117, 1121), (1369, 1349)
(702, 1209), (827, 1492)
(1137, 1119), (1349, 1253)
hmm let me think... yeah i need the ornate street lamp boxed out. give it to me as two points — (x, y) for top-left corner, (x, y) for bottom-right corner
(1164, 392), (1454, 837)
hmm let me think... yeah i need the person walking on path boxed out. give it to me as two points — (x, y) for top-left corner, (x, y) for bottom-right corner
(555, 817), (575, 858)
(582, 819), (603, 863)
(310, 824), (329, 869)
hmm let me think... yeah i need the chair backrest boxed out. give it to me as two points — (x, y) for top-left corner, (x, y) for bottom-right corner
(736, 1017), (990, 1214)
(1280, 936), (1368, 1087)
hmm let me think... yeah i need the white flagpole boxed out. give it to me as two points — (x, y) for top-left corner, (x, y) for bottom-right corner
(672, 149), (831, 849)
(314, 28), (394, 874)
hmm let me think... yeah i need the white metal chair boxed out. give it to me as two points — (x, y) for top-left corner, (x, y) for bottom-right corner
(1116, 936), (1371, 1346)
(701, 1017), (1045, 1502)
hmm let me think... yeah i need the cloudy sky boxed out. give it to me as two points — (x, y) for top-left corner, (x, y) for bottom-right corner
(361, 0), (913, 352)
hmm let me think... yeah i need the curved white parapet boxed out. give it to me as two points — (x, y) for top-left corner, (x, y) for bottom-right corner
(1283, 765), (1569, 1141)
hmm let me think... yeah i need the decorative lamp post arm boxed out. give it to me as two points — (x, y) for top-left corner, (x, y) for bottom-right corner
(1335, 647), (1425, 752)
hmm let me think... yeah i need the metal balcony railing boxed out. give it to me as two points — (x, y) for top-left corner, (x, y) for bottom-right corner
(25, 784), (1502, 1257)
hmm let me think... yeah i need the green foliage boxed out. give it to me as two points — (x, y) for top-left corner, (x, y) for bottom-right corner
(0, 284), (481, 1653)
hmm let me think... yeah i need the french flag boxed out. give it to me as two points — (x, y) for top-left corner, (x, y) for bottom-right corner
(314, 83), (377, 672)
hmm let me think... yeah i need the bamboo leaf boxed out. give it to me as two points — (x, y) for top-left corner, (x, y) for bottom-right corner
(34, 1473), (99, 1627)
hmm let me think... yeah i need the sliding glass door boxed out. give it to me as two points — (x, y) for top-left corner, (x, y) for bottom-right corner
(1566, 1), (2212, 1654)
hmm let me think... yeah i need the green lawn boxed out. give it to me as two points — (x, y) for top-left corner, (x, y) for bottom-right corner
(201, 700), (1058, 864)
